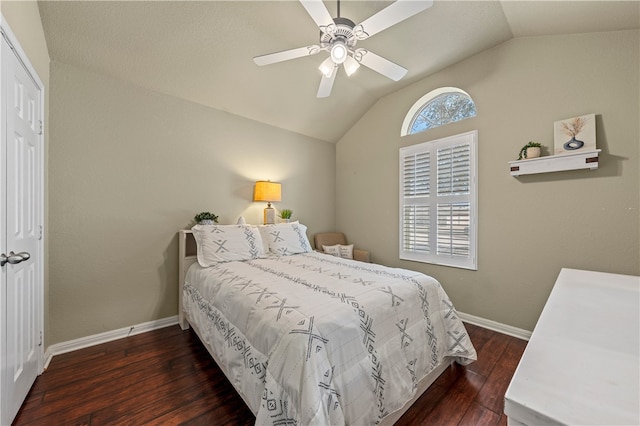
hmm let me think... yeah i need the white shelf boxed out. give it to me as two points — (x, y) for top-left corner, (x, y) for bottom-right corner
(509, 149), (601, 176)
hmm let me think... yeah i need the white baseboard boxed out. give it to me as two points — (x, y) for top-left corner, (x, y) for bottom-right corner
(42, 313), (529, 370)
(44, 316), (179, 369)
(458, 312), (532, 341)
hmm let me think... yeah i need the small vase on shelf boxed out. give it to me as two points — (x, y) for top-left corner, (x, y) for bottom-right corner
(517, 142), (543, 160)
(526, 147), (541, 159)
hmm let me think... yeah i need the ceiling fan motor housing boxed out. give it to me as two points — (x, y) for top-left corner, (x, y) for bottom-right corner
(320, 17), (358, 50)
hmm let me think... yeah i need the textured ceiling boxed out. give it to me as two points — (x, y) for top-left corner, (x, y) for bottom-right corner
(38, 1), (639, 143)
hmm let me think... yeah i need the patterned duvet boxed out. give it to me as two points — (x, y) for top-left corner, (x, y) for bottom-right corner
(183, 251), (476, 425)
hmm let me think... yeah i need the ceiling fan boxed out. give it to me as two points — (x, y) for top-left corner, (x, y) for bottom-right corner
(253, 0), (434, 98)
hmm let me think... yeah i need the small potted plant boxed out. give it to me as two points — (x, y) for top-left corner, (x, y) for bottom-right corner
(194, 211), (219, 225)
(518, 141), (542, 160)
(279, 209), (293, 223)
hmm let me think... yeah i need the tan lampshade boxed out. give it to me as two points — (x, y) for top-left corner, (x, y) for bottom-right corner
(253, 181), (282, 203)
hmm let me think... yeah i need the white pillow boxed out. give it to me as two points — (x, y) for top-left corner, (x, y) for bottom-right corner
(322, 244), (341, 257)
(192, 224), (265, 266)
(322, 244), (353, 260)
(259, 222), (312, 256)
(339, 244), (354, 260)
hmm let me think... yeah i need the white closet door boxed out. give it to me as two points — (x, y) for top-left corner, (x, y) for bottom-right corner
(1, 32), (42, 425)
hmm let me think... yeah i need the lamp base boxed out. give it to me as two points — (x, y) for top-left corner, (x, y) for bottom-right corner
(264, 206), (276, 225)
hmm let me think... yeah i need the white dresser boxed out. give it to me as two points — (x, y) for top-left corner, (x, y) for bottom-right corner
(505, 268), (640, 425)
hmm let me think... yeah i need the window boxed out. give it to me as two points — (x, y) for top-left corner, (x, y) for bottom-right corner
(401, 87), (476, 136)
(399, 131), (477, 270)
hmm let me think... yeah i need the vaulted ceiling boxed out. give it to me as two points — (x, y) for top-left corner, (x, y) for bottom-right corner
(38, 1), (639, 143)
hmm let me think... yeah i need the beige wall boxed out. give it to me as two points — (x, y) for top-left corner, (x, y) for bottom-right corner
(1, 0), (51, 345)
(48, 61), (335, 344)
(1, 1), (49, 81)
(337, 30), (640, 331)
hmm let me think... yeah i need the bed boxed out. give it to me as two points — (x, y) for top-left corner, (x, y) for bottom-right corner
(178, 223), (476, 425)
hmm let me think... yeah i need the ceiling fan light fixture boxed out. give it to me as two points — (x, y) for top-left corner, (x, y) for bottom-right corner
(343, 55), (360, 77)
(319, 56), (336, 78)
(330, 39), (348, 64)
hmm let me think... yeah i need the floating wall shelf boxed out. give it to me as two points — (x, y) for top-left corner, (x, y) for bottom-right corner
(509, 149), (601, 176)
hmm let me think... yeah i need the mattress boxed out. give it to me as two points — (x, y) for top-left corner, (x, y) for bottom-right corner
(183, 251), (476, 425)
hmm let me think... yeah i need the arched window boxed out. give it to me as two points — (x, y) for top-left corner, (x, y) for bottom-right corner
(401, 87), (476, 136)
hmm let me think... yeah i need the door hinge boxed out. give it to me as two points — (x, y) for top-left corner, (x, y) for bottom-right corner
(38, 225), (43, 240)
(38, 120), (43, 135)
(39, 331), (43, 347)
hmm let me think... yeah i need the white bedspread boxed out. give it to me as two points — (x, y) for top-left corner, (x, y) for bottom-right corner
(184, 251), (476, 425)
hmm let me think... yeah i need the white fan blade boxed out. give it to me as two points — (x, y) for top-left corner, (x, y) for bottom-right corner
(299, 0), (336, 35)
(356, 49), (408, 81)
(253, 45), (321, 66)
(317, 66), (337, 98)
(353, 0), (433, 40)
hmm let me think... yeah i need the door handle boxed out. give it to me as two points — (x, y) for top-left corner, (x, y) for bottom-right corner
(15, 251), (30, 261)
(0, 251), (30, 267)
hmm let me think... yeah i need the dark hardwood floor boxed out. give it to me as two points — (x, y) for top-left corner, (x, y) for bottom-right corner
(13, 322), (526, 425)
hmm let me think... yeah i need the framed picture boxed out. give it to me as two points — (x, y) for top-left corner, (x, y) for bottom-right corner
(554, 113), (596, 155)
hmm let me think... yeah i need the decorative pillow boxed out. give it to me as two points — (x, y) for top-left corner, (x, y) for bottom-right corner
(322, 244), (354, 260)
(338, 244), (354, 260)
(259, 222), (312, 256)
(192, 224), (265, 266)
(322, 244), (341, 257)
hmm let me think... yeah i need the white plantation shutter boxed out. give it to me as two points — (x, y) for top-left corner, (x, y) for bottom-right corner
(399, 131), (477, 270)
(437, 202), (470, 257)
(437, 143), (471, 196)
(403, 205), (429, 253)
(402, 152), (430, 254)
(403, 152), (430, 197)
